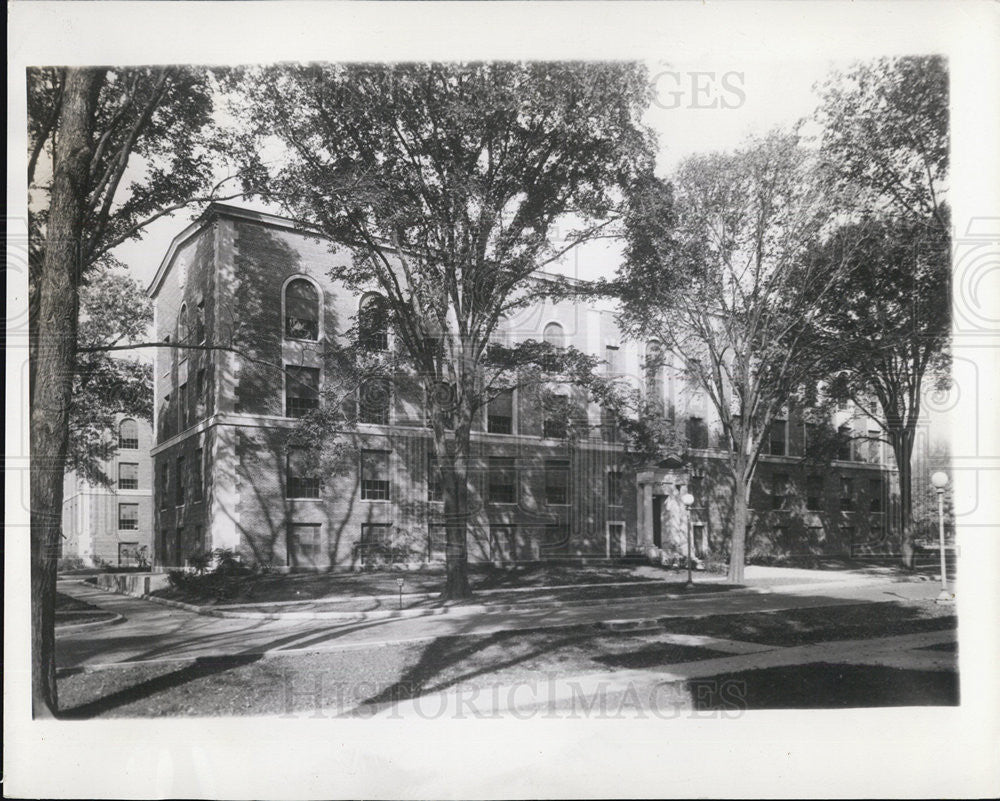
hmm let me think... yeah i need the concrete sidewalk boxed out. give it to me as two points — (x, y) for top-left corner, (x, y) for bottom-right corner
(56, 569), (948, 670)
(354, 629), (957, 719)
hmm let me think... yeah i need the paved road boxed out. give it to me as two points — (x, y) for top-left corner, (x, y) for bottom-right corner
(56, 575), (946, 670)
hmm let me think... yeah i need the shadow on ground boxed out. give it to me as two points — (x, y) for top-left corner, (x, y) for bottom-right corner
(689, 662), (959, 709)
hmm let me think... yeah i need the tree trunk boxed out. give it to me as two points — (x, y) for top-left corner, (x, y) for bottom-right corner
(440, 445), (472, 599)
(727, 480), (749, 584)
(891, 428), (916, 569)
(30, 68), (102, 717)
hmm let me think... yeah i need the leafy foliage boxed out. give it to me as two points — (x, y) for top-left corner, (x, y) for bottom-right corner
(615, 130), (849, 581)
(811, 56), (950, 565)
(66, 264), (153, 486)
(814, 55), (948, 224)
(228, 62), (656, 597)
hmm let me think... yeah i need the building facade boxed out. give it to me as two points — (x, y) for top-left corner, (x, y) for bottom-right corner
(62, 416), (155, 567)
(148, 204), (895, 569)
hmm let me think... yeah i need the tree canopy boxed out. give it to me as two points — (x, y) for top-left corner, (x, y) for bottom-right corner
(229, 61), (657, 596)
(616, 130), (848, 582)
(812, 55), (950, 566)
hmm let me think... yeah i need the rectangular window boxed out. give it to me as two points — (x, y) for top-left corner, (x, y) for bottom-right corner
(771, 473), (789, 510)
(804, 422), (820, 455)
(543, 396), (568, 440)
(159, 464), (168, 510)
(687, 416), (709, 450)
(839, 525), (856, 545)
(865, 430), (882, 464)
(178, 382), (188, 429)
(291, 523), (323, 565)
(607, 471), (623, 507)
(487, 390), (514, 435)
(360, 449), (390, 500)
(427, 454), (443, 502)
(840, 476), (854, 511)
(605, 345), (621, 375)
(769, 419), (787, 456)
(806, 475), (823, 511)
(359, 378), (391, 425)
(193, 448), (204, 501)
(837, 425), (854, 461)
(545, 459), (570, 506)
(869, 479), (883, 513)
(287, 448), (321, 499)
(428, 523), (447, 561)
(285, 365), (320, 418)
(118, 462), (139, 490)
(359, 523), (391, 565)
(488, 457), (517, 504)
(118, 503), (139, 530)
(175, 456), (185, 505)
(601, 405), (619, 443)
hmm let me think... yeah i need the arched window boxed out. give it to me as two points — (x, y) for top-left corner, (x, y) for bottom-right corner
(542, 322), (564, 371)
(645, 341), (665, 413)
(285, 278), (320, 340)
(119, 419), (139, 450)
(359, 294), (389, 351)
(543, 322), (564, 349)
(177, 304), (189, 345)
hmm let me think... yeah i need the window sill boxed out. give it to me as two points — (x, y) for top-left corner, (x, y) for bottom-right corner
(286, 497), (324, 502)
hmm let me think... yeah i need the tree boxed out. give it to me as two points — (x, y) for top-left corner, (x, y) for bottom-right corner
(810, 213), (950, 566)
(68, 264), (153, 486)
(230, 62), (655, 598)
(813, 56), (950, 567)
(28, 66), (228, 716)
(615, 131), (845, 583)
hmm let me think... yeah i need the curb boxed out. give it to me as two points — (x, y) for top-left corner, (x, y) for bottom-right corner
(56, 613), (125, 632)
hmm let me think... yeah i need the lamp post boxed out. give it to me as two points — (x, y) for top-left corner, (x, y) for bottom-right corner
(681, 492), (695, 590)
(930, 471), (953, 604)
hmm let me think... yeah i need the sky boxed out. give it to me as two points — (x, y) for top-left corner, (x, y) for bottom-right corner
(116, 57), (847, 291)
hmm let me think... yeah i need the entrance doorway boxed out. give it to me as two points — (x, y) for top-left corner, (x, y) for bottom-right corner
(652, 495), (666, 547)
(608, 523), (625, 558)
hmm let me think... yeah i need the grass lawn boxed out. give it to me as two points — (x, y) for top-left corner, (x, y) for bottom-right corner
(658, 601), (957, 647)
(689, 662), (959, 709)
(149, 563), (708, 607)
(55, 591), (118, 627)
(56, 626), (729, 718)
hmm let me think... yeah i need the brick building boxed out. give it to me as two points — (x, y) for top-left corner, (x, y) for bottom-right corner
(148, 204), (895, 569)
(62, 415), (155, 567)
